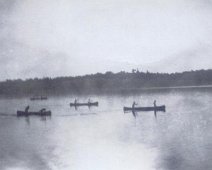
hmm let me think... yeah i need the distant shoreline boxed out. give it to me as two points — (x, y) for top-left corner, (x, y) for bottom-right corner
(0, 69), (212, 96)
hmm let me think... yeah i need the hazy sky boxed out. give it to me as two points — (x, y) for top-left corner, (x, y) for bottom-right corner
(0, 0), (212, 80)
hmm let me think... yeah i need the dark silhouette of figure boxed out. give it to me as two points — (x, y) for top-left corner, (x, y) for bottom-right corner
(132, 101), (137, 118)
(40, 108), (46, 113)
(74, 99), (77, 104)
(153, 100), (157, 118)
(153, 100), (156, 107)
(74, 99), (78, 110)
(132, 101), (137, 109)
(25, 105), (30, 113)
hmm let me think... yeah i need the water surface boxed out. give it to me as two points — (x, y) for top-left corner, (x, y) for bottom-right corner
(0, 88), (212, 170)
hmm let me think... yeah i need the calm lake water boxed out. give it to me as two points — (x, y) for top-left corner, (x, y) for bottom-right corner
(0, 88), (212, 170)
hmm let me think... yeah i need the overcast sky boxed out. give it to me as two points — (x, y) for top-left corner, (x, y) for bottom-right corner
(0, 0), (212, 80)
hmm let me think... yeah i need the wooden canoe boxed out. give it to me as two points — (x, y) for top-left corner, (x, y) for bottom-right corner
(17, 110), (51, 116)
(123, 105), (165, 112)
(30, 96), (48, 100)
(70, 102), (98, 107)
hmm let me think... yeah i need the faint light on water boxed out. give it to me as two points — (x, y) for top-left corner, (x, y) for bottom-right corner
(47, 113), (159, 170)
(49, 141), (158, 170)
(73, 143), (158, 170)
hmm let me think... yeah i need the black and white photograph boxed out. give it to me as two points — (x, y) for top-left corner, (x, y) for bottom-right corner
(0, 0), (212, 170)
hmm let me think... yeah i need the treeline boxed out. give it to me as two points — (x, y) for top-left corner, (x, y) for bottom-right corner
(0, 69), (212, 96)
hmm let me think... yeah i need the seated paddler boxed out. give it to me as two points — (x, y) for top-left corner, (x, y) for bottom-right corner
(39, 108), (46, 113)
(25, 105), (30, 113)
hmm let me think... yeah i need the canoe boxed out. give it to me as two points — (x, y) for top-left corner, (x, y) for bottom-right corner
(30, 96), (48, 100)
(17, 110), (51, 116)
(70, 102), (98, 107)
(123, 105), (166, 112)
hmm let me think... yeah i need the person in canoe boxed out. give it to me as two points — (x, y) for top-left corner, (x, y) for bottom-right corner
(153, 100), (157, 118)
(132, 101), (138, 118)
(132, 101), (137, 109)
(25, 105), (30, 113)
(74, 99), (77, 105)
(40, 108), (46, 113)
(153, 100), (156, 107)
(74, 99), (78, 110)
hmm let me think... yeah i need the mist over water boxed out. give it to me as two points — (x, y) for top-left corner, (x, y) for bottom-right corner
(0, 88), (212, 170)
(1, 0), (212, 80)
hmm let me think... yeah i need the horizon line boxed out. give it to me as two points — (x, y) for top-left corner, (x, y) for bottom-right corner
(1, 68), (212, 83)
